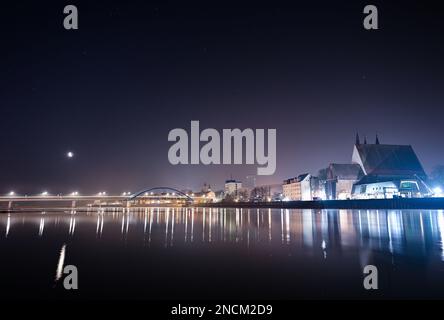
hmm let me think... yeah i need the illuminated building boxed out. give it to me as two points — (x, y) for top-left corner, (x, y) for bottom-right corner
(193, 184), (217, 203)
(325, 164), (364, 200)
(224, 179), (242, 197)
(351, 135), (431, 199)
(283, 174), (313, 201)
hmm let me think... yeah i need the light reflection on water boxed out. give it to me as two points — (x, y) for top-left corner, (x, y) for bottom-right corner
(1, 208), (443, 258)
(1, 208), (444, 299)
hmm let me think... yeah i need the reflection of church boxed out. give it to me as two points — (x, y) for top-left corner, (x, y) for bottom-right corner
(326, 135), (431, 199)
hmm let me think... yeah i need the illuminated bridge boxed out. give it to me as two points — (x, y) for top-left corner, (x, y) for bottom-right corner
(0, 187), (197, 211)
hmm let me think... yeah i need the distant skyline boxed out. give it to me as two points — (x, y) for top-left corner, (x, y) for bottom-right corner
(1, 1), (444, 193)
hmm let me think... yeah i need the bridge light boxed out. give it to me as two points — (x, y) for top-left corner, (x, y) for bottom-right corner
(434, 187), (443, 197)
(71, 191), (79, 196)
(41, 191), (48, 196)
(8, 191), (15, 196)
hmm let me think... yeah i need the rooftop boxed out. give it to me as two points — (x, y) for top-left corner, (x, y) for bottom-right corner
(353, 143), (426, 178)
(327, 163), (364, 180)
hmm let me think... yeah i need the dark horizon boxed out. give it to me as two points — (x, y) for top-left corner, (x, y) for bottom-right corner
(1, 1), (444, 194)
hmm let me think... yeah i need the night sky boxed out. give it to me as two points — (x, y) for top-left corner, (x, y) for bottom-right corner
(1, 1), (443, 194)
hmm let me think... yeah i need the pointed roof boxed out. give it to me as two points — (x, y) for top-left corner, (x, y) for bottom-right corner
(354, 144), (426, 178)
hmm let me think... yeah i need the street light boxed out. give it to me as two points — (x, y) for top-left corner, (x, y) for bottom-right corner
(433, 187), (443, 197)
(71, 191), (79, 196)
(8, 191), (15, 196)
(41, 191), (48, 196)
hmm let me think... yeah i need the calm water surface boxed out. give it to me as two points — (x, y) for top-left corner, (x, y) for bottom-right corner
(1, 208), (444, 299)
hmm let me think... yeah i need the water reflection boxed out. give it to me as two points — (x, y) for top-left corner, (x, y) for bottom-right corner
(68, 215), (76, 236)
(96, 213), (104, 237)
(38, 212), (45, 236)
(1, 208), (444, 260)
(5, 214), (10, 238)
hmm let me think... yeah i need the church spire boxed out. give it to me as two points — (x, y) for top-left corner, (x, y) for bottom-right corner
(355, 133), (360, 145)
(375, 134), (380, 145)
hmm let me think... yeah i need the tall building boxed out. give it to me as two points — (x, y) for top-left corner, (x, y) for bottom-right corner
(224, 179), (242, 197)
(245, 175), (257, 190)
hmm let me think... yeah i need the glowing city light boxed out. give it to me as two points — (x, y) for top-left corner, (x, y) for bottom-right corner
(8, 191), (15, 196)
(66, 151), (74, 158)
(434, 187), (443, 197)
(41, 191), (48, 196)
(71, 191), (79, 196)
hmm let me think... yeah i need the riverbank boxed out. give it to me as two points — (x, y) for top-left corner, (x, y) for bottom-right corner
(197, 197), (444, 210)
(2, 197), (444, 213)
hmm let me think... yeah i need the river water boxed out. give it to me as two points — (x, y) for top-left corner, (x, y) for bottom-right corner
(1, 208), (443, 299)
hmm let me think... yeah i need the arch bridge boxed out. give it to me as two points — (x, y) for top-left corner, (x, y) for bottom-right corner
(128, 187), (194, 203)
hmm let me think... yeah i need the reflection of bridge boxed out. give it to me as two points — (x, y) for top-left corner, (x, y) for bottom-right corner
(0, 187), (194, 210)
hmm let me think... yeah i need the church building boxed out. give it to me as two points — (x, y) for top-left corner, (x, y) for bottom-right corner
(350, 134), (431, 199)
